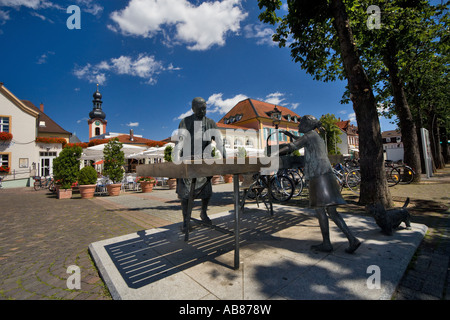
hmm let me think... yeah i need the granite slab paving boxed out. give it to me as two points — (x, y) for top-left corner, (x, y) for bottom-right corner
(89, 203), (427, 300)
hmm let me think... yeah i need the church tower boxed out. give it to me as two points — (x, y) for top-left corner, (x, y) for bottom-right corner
(88, 84), (107, 140)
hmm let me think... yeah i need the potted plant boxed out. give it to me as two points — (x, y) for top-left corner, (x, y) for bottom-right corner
(103, 138), (125, 196)
(138, 176), (155, 193)
(53, 146), (82, 199)
(164, 145), (177, 189)
(210, 147), (222, 184)
(78, 166), (98, 199)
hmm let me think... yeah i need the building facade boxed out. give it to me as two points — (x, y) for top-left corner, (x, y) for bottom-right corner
(217, 98), (302, 151)
(0, 83), (71, 187)
(382, 129), (404, 161)
(336, 119), (359, 156)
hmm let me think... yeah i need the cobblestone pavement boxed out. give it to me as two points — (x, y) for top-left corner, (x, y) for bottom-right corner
(0, 165), (449, 300)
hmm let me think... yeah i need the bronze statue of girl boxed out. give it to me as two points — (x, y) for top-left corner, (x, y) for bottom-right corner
(278, 115), (361, 253)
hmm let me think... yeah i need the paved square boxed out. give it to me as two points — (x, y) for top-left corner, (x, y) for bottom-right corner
(89, 204), (427, 300)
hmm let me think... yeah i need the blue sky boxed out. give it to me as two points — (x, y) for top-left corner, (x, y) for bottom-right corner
(0, 0), (398, 142)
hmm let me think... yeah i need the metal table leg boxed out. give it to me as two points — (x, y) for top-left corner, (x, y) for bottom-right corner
(233, 174), (240, 270)
(184, 178), (196, 242)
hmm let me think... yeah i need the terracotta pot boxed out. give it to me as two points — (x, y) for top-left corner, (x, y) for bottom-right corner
(57, 188), (72, 199)
(140, 181), (154, 193)
(167, 178), (177, 190)
(223, 174), (233, 183)
(79, 184), (96, 199)
(106, 183), (121, 196)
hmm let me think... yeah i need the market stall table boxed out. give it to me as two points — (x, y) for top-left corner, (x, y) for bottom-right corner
(136, 158), (277, 269)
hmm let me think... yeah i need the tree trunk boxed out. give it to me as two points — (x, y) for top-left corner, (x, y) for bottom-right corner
(427, 104), (445, 169)
(383, 40), (422, 182)
(331, 0), (392, 207)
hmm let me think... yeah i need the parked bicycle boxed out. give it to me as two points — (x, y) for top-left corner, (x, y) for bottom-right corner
(384, 161), (401, 187)
(33, 176), (56, 192)
(246, 171), (295, 203)
(278, 167), (305, 197)
(394, 161), (415, 184)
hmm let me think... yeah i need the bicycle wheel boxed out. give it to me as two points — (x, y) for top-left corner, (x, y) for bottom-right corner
(270, 176), (294, 202)
(246, 178), (267, 200)
(398, 165), (414, 184)
(34, 180), (42, 191)
(387, 167), (400, 187)
(345, 169), (361, 195)
(49, 181), (56, 193)
(288, 169), (304, 197)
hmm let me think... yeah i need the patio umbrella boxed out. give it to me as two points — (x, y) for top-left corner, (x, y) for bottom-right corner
(81, 143), (146, 160)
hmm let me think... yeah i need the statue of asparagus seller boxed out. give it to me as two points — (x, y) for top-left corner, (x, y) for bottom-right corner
(173, 97), (226, 232)
(278, 115), (361, 253)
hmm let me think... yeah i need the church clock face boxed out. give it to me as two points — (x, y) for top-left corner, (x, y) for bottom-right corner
(95, 121), (100, 126)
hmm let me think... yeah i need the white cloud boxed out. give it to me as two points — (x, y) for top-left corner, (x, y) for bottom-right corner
(174, 93), (247, 120)
(348, 112), (356, 123)
(0, 0), (53, 9)
(36, 50), (54, 64)
(207, 93), (248, 114)
(109, 0), (248, 51)
(126, 122), (139, 127)
(244, 23), (276, 46)
(0, 9), (10, 25)
(73, 63), (107, 85)
(175, 109), (193, 121)
(75, 0), (103, 16)
(264, 92), (286, 105)
(73, 54), (177, 85)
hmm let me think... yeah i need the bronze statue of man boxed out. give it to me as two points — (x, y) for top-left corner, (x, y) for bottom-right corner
(174, 97), (226, 232)
(278, 115), (361, 253)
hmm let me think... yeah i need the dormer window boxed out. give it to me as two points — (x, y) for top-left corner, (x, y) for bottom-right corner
(224, 118), (229, 124)
(39, 121), (46, 127)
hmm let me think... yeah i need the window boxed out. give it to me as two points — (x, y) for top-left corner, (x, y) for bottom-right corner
(0, 116), (10, 132)
(1, 153), (9, 167)
(95, 127), (101, 136)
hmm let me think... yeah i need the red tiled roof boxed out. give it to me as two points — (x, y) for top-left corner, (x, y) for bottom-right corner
(218, 98), (301, 124)
(21, 100), (71, 135)
(216, 122), (249, 130)
(337, 120), (358, 135)
(114, 134), (165, 146)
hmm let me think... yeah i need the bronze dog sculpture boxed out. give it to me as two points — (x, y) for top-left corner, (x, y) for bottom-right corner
(366, 198), (412, 236)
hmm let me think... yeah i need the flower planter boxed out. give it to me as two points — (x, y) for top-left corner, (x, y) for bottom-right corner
(167, 178), (177, 190)
(106, 183), (121, 196)
(140, 181), (154, 193)
(57, 188), (72, 199)
(79, 184), (96, 199)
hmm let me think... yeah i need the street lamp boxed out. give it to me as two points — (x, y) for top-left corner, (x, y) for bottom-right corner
(270, 106), (282, 147)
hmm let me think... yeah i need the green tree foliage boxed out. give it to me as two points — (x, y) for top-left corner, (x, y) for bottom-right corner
(103, 138), (125, 183)
(320, 114), (343, 154)
(78, 166), (98, 185)
(258, 0), (392, 206)
(164, 145), (173, 162)
(53, 146), (82, 189)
